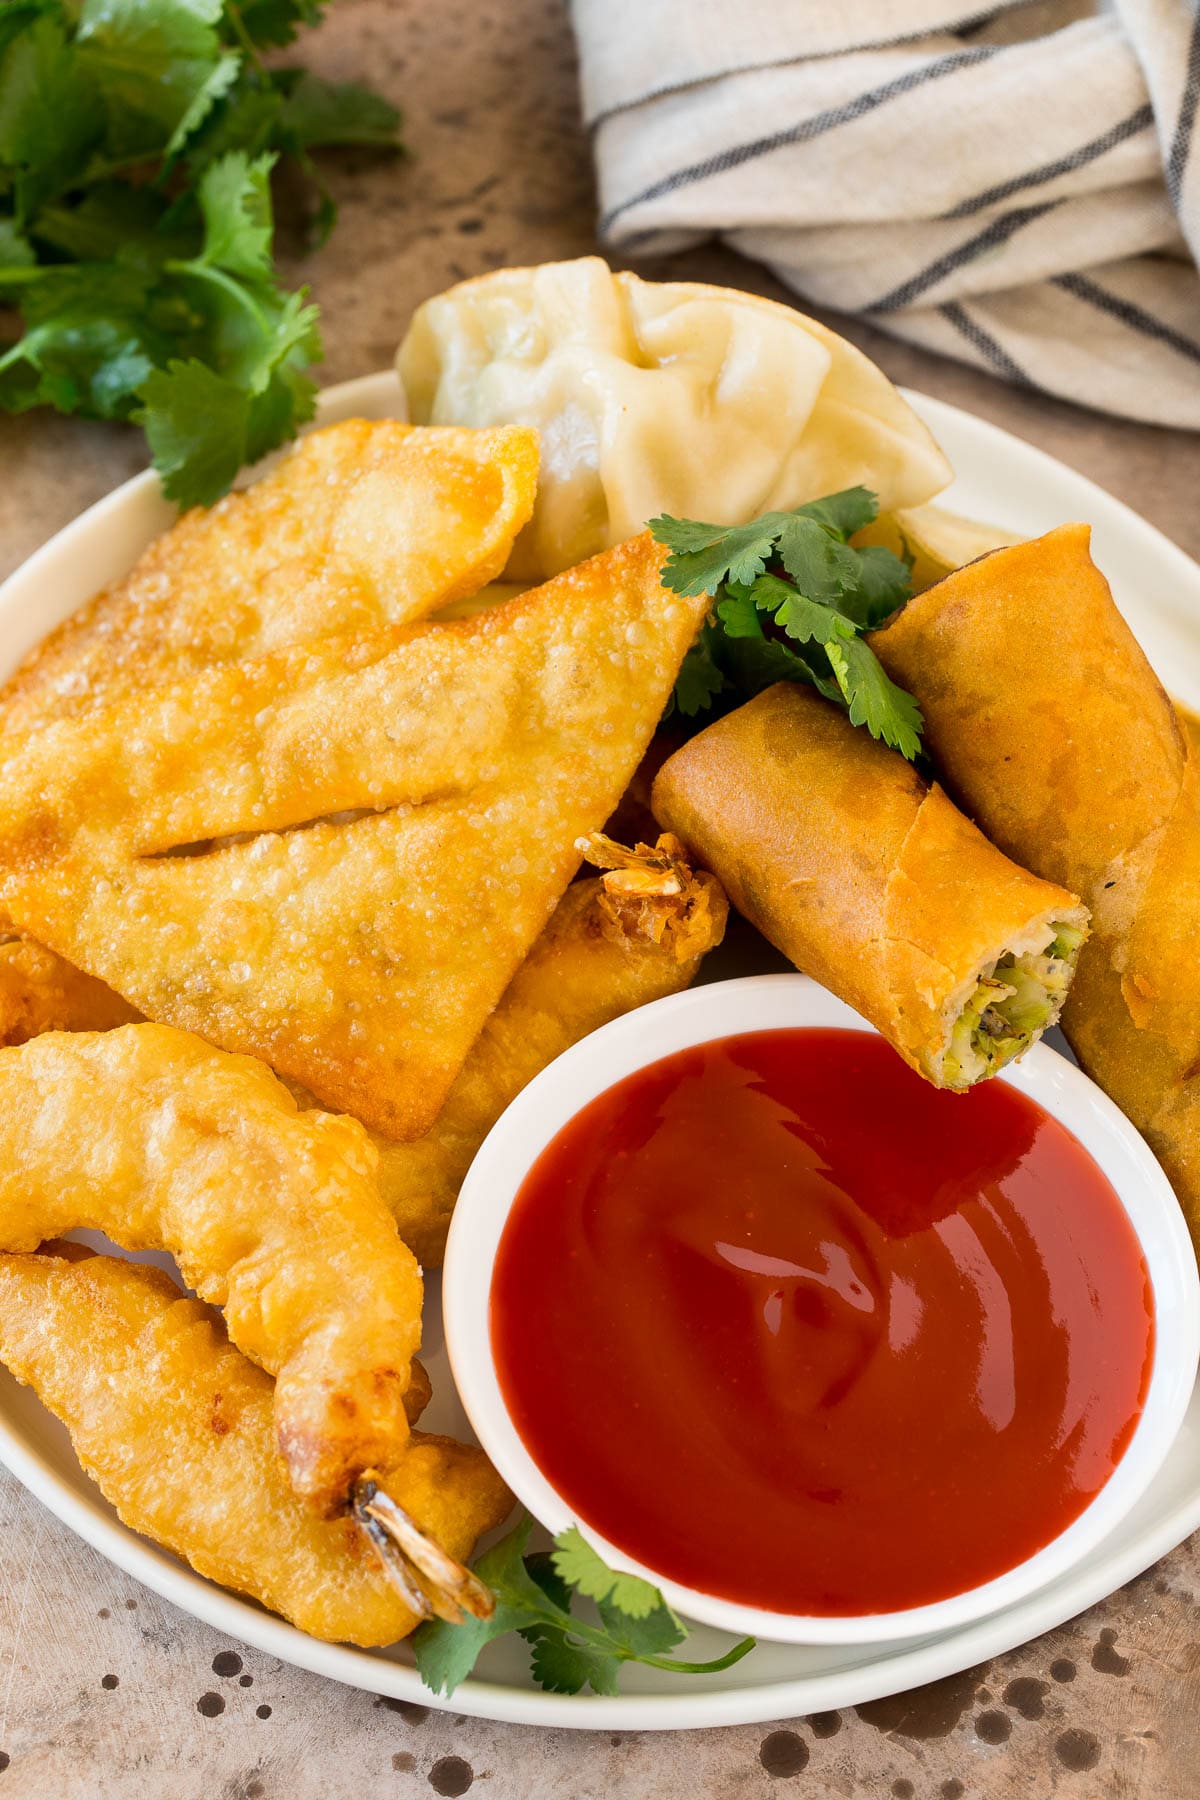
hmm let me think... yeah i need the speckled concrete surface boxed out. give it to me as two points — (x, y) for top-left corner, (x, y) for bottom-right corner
(2, 2), (1200, 1794)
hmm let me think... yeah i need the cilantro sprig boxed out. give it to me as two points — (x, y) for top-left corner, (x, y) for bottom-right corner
(413, 1519), (756, 1698)
(0, 0), (403, 508)
(651, 488), (924, 760)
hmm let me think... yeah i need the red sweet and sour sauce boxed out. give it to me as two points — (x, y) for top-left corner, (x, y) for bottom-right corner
(490, 1028), (1154, 1616)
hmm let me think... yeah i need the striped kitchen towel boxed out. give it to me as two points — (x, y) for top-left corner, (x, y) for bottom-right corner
(572, 0), (1200, 427)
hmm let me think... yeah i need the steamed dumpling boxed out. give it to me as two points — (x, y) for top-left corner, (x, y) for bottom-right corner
(397, 257), (951, 579)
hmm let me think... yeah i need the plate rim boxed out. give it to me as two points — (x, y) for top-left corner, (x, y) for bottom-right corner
(0, 369), (1197, 1731)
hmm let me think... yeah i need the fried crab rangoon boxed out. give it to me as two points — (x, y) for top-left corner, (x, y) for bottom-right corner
(350, 831), (728, 1264)
(0, 1022), (427, 1516)
(0, 1252), (511, 1643)
(0, 534), (711, 1140)
(0, 420), (540, 733)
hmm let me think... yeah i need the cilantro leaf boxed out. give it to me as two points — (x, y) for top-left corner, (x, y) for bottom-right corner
(412, 1519), (542, 1699)
(526, 1628), (621, 1697)
(714, 588), (764, 639)
(413, 1516), (755, 1700)
(736, 573), (858, 648)
(651, 493), (922, 759)
(230, 0), (324, 49)
(550, 1527), (663, 1620)
(0, 0), (404, 504)
(651, 512), (791, 596)
(596, 1591), (686, 1657)
(135, 357), (250, 502)
(0, 218), (35, 269)
(75, 0), (228, 160)
(281, 70), (403, 149)
(0, 14), (105, 216)
(673, 625), (726, 717)
(790, 486), (879, 539)
(839, 543), (912, 628)
(773, 513), (860, 602)
(826, 635), (924, 759)
(196, 148), (274, 278)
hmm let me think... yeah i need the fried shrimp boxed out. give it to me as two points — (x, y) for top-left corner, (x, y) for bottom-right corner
(0, 1252), (512, 1642)
(0, 1023), (424, 1515)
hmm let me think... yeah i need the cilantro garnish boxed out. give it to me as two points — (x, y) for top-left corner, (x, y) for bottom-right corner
(0, 0), (404, 508)
(412, 1518), (756, 1699)
(651, 488), (924, 760)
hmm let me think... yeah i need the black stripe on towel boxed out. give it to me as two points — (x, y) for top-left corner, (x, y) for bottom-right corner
(1166, 11), (1200, 208)
(1054, 272), (1200, 368)
(946, 104), (1155, 220)
(869, 201), (1061, 314)
(599, 46), (998, 234)
(939, 301), (1033, 385)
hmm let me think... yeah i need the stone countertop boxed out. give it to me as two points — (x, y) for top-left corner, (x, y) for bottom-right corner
(2, 2), (1200, 1795)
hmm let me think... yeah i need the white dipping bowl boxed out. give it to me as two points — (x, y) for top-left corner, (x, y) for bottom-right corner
(444, 974), (1200, 1647)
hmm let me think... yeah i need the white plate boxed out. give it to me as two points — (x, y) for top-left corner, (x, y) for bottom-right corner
(1, 372), (1198, 1731)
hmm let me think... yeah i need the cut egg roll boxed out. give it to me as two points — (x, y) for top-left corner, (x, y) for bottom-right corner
(651, 684), (1088, 1091)
(870, 523), (1200, 1245)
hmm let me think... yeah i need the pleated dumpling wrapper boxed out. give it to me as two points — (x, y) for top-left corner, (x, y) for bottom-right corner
(652, 684), (1089, 1091)
(0, 533), (711, 1139)
(397, 257), (951, 579)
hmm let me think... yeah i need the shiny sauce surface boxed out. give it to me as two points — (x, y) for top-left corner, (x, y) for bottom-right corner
(491, 1029), (1154, 1615)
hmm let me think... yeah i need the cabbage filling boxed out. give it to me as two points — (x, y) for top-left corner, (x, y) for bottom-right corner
(942, 922), (1083, 1089)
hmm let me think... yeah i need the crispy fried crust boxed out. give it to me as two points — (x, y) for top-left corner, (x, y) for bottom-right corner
(872, 524), (1200, 1246)
(651, 683), (1086, 1087)
(0, 1253), (511, 1645)
(0, 421), (540, 734)
(0, 935), (139, 1044)
(0, 534), (710, 1138)
(358, 848), (727, 1265)
(0, 1024), (424, 1511)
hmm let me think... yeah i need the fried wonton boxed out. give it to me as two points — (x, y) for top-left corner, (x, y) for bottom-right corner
(0, 535), (710, 1137)
(0, 934), (138, 1044)
(0, 419), (540, 733)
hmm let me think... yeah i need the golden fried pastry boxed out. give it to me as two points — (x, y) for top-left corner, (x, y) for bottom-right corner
(0, 420), (540, 733)
(0, 1252), (511, 1644)
(358, 833), (727, 1265)
(653, 685), (1087, 1091)
(0, 1024), (424, 1513)
(0, 934), (139, 1044)
(871, 525), (1200, 1246)
(0, 535), (710, 1138)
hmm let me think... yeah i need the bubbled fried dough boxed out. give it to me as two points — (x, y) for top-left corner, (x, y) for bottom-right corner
(0, 1253), (512, 1645)
(0, 420), (541, 733)
(0, 1024), (424, 1513)
(0, 534), (711, 1138)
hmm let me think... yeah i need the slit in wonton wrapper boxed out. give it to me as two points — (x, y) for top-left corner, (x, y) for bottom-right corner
(0, 420), (541, 735)
(0, 534), (711, 1138)
(0, 1252), (511, 1645)
(871, 523), (1200, 1248)
(398, 257), (951, 580)
(652, 683), (1088, 1091)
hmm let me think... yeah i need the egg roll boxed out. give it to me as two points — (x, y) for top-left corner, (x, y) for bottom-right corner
(871, 523), (1200, 1245)
(651, 684), (1088, 1091)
